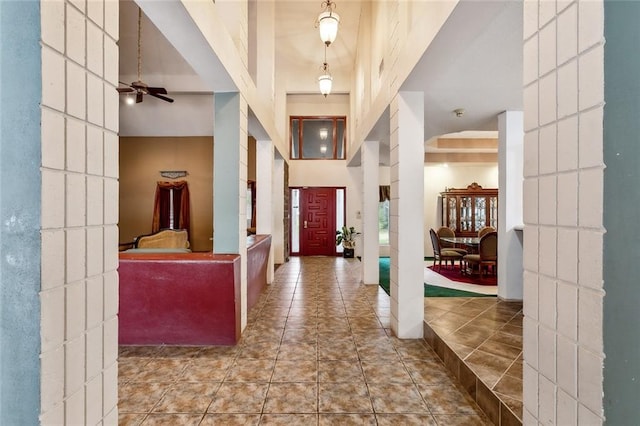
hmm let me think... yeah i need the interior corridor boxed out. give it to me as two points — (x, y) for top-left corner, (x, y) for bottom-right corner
(118, 257), (491, 425)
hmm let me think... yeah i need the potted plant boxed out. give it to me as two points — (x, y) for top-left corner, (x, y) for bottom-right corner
(336, 226), (359, 258)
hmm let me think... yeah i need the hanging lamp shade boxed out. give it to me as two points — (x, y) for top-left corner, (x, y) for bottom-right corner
(318, 63), (333, 97)
(318, 10), (340, 46)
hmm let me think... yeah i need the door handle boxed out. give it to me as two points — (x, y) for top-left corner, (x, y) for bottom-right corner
(304, 220), (308, 229)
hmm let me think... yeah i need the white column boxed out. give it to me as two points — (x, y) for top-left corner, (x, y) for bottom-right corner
(214, 92), (249, 329)
(498, 111), (524, 300)
(272, 156), (285, 264)
(390, 91), (425, 338)
(362, 140), (380, 284)
(256, 139), (274, 283)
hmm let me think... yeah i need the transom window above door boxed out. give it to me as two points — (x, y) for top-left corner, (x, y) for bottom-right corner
(290, 116), (346, 160)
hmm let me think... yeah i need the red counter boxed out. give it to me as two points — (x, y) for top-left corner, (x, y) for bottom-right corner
(119, 252), (241, 345)
(118, 235), (272, 346)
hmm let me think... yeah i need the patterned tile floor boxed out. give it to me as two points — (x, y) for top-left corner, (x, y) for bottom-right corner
(424, 297), (523, 422)
(118, 257), (491, 425)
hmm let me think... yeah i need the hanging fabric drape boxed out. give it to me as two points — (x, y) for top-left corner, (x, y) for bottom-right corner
(152, 181), (191, 240)
(248, 180), (257, 229)
(379, 185), (391, 202)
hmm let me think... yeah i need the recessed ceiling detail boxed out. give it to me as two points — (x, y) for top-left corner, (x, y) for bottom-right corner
(425, 152), (498, 164)
(435, 138), (497, 150)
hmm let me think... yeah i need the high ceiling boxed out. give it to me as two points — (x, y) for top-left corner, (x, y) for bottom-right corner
(402, 0), (523, 141)
(118, 0), (522, 162)
(273, 0), (362, 95)
(119, 0), (207, 92)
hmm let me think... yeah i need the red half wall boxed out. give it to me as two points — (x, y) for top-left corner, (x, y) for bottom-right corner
(247, 234), (272, 312)
(119, 252), (241, 345)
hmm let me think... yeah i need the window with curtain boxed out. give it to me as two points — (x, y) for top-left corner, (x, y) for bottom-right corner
(152, 180), (191, 240)
(378, 185), (390, 245)
(247, 180), (256, 232)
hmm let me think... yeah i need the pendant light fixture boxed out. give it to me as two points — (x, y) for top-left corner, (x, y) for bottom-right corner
(317, 1), (340, 46)
(318, 46), (333, 97)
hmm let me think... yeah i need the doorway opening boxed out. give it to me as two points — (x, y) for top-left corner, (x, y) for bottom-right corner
(290, 187), (345, 256)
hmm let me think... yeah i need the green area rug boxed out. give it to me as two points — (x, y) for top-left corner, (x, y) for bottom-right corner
(378, 257), (495, 297)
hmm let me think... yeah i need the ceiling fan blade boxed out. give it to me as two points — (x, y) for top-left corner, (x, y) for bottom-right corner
(136, 92), (143, 103)
(116, 87), (135, 93)
(148, 92), (174, 103)
(146, 87), (168, 95)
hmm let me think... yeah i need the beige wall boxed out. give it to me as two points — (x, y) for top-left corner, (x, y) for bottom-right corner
(423, 164), (499, 256)
(39, 0), (120, 423)
(351, 1), (457, 148)
(370, 163), (499, 258)
(286, 94), (363, 234)
(119, 137), (214, 252)
(522, 1), (605, 423)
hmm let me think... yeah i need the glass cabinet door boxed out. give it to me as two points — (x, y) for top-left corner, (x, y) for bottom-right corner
(475, 196), (487, 231)
(448, 197), (457, 231)
(460, 196), (472, 231)
(489, 197), (498, 228)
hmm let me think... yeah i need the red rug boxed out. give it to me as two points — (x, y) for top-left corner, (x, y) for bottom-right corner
(427, 264), (496, 286)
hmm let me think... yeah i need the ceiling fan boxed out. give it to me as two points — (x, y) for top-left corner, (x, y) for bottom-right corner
(117, 7), (174, 104)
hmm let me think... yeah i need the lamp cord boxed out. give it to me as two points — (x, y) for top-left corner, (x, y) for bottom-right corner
(323, 45), (328, 71)
(137, 7), (142, 81)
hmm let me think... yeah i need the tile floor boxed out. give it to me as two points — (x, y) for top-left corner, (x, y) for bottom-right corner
(424, 297), (523, 425)
(118, 256), (492, 425)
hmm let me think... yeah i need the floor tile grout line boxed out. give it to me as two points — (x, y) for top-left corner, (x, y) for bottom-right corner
(428, 300), (523, 368)
(491, 353), (524, 394)
(423, 299), (523, 423)
(120, 258), (501, 424)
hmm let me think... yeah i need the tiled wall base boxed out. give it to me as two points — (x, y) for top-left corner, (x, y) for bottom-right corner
(423, 319), (521, 426)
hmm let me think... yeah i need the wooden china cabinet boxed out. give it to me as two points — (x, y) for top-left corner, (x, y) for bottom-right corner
(440, 182), (498, 237)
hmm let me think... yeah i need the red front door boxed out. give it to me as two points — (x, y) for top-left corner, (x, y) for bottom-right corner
(301, 188), (336, 256)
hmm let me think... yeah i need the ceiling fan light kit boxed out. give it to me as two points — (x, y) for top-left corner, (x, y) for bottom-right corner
(117, 7), (174, 104)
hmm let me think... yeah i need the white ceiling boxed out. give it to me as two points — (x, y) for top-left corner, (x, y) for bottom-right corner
(401, 0), (523, 141)
(119, 0), (208, 92)
(274, 0), (362, 95)
(118, 0), (523, 160)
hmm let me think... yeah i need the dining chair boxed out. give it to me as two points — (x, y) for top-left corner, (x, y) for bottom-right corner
(429, 228), (464, 271)
(436, 226), (468, 256)
(463, 231), (497, 278)
(478, 226), (496, 238)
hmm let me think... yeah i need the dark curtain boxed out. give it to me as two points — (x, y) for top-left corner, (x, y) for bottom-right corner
(379, 185), (391, 202)
(248, 180), (257, 229)
(152, 181), (191, 240)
